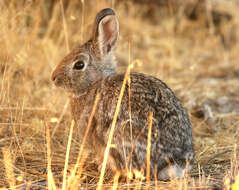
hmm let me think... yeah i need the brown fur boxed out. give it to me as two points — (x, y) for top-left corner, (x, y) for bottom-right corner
(51, 8), (194, 180)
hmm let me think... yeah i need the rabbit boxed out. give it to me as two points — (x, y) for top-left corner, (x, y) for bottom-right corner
(51, 8), (194, 181)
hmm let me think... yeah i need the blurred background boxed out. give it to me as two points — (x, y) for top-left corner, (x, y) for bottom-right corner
(0, 0), (238, 188)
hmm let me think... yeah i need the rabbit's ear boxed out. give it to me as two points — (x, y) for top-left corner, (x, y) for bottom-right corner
(92, 8), (119, 56)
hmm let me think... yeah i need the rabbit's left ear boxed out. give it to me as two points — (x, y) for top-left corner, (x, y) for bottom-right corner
(92, 8), (119, 56)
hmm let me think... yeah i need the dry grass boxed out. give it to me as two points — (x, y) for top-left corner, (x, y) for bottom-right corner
(0, 0), (239, 189)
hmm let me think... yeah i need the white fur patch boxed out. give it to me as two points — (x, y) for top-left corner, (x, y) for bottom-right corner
(158, 164), (192, 181)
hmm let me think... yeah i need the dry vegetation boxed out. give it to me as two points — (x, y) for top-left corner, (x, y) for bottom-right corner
(0, 0), (239, 189)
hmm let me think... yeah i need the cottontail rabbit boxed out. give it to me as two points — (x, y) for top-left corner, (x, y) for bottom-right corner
(52, 8), (194, 181)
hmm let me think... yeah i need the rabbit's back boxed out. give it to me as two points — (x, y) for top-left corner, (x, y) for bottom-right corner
(71, 72), (194, 179)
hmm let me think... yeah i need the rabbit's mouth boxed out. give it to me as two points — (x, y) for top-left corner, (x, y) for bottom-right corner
(52, 74), (85, 95)
(52, 77), (61, 86)
(52, 70), (70, 87)
(52, 75), (72, 91)
(52, 77), (65, 87)
(52, 78), (83, 95)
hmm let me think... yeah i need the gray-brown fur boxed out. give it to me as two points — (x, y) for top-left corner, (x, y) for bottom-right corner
(52, 8), (194, 181)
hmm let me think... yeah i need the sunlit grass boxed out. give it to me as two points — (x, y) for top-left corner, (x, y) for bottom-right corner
(2, 148), (15, 189)
(0, 0), (239, 189)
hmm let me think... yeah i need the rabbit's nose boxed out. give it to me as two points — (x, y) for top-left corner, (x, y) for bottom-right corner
(51, 71), (58, 82)
(51, 71), (64, 87)
(51, 73), (60, 86)
(52, 74), (56, 82)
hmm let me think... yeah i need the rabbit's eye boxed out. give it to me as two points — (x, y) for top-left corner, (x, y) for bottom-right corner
(73, 61), (85, 70)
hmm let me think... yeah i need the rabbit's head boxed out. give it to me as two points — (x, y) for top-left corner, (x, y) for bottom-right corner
(52, 8), (119, 95)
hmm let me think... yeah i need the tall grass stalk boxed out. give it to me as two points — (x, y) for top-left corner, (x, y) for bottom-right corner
(96, 63), (134, 190)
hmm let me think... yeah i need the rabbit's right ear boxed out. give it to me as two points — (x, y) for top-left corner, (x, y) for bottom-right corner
(92, 8), (119, 57)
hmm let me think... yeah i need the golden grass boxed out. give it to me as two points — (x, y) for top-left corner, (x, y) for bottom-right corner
(97, 61), (133, 190)
(62, 120), (74, 190)
(0, 0), (239, 189)
(46, 121), (57, 190)
(146, 112), (153, 188)
(2, 148), (15, 189)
